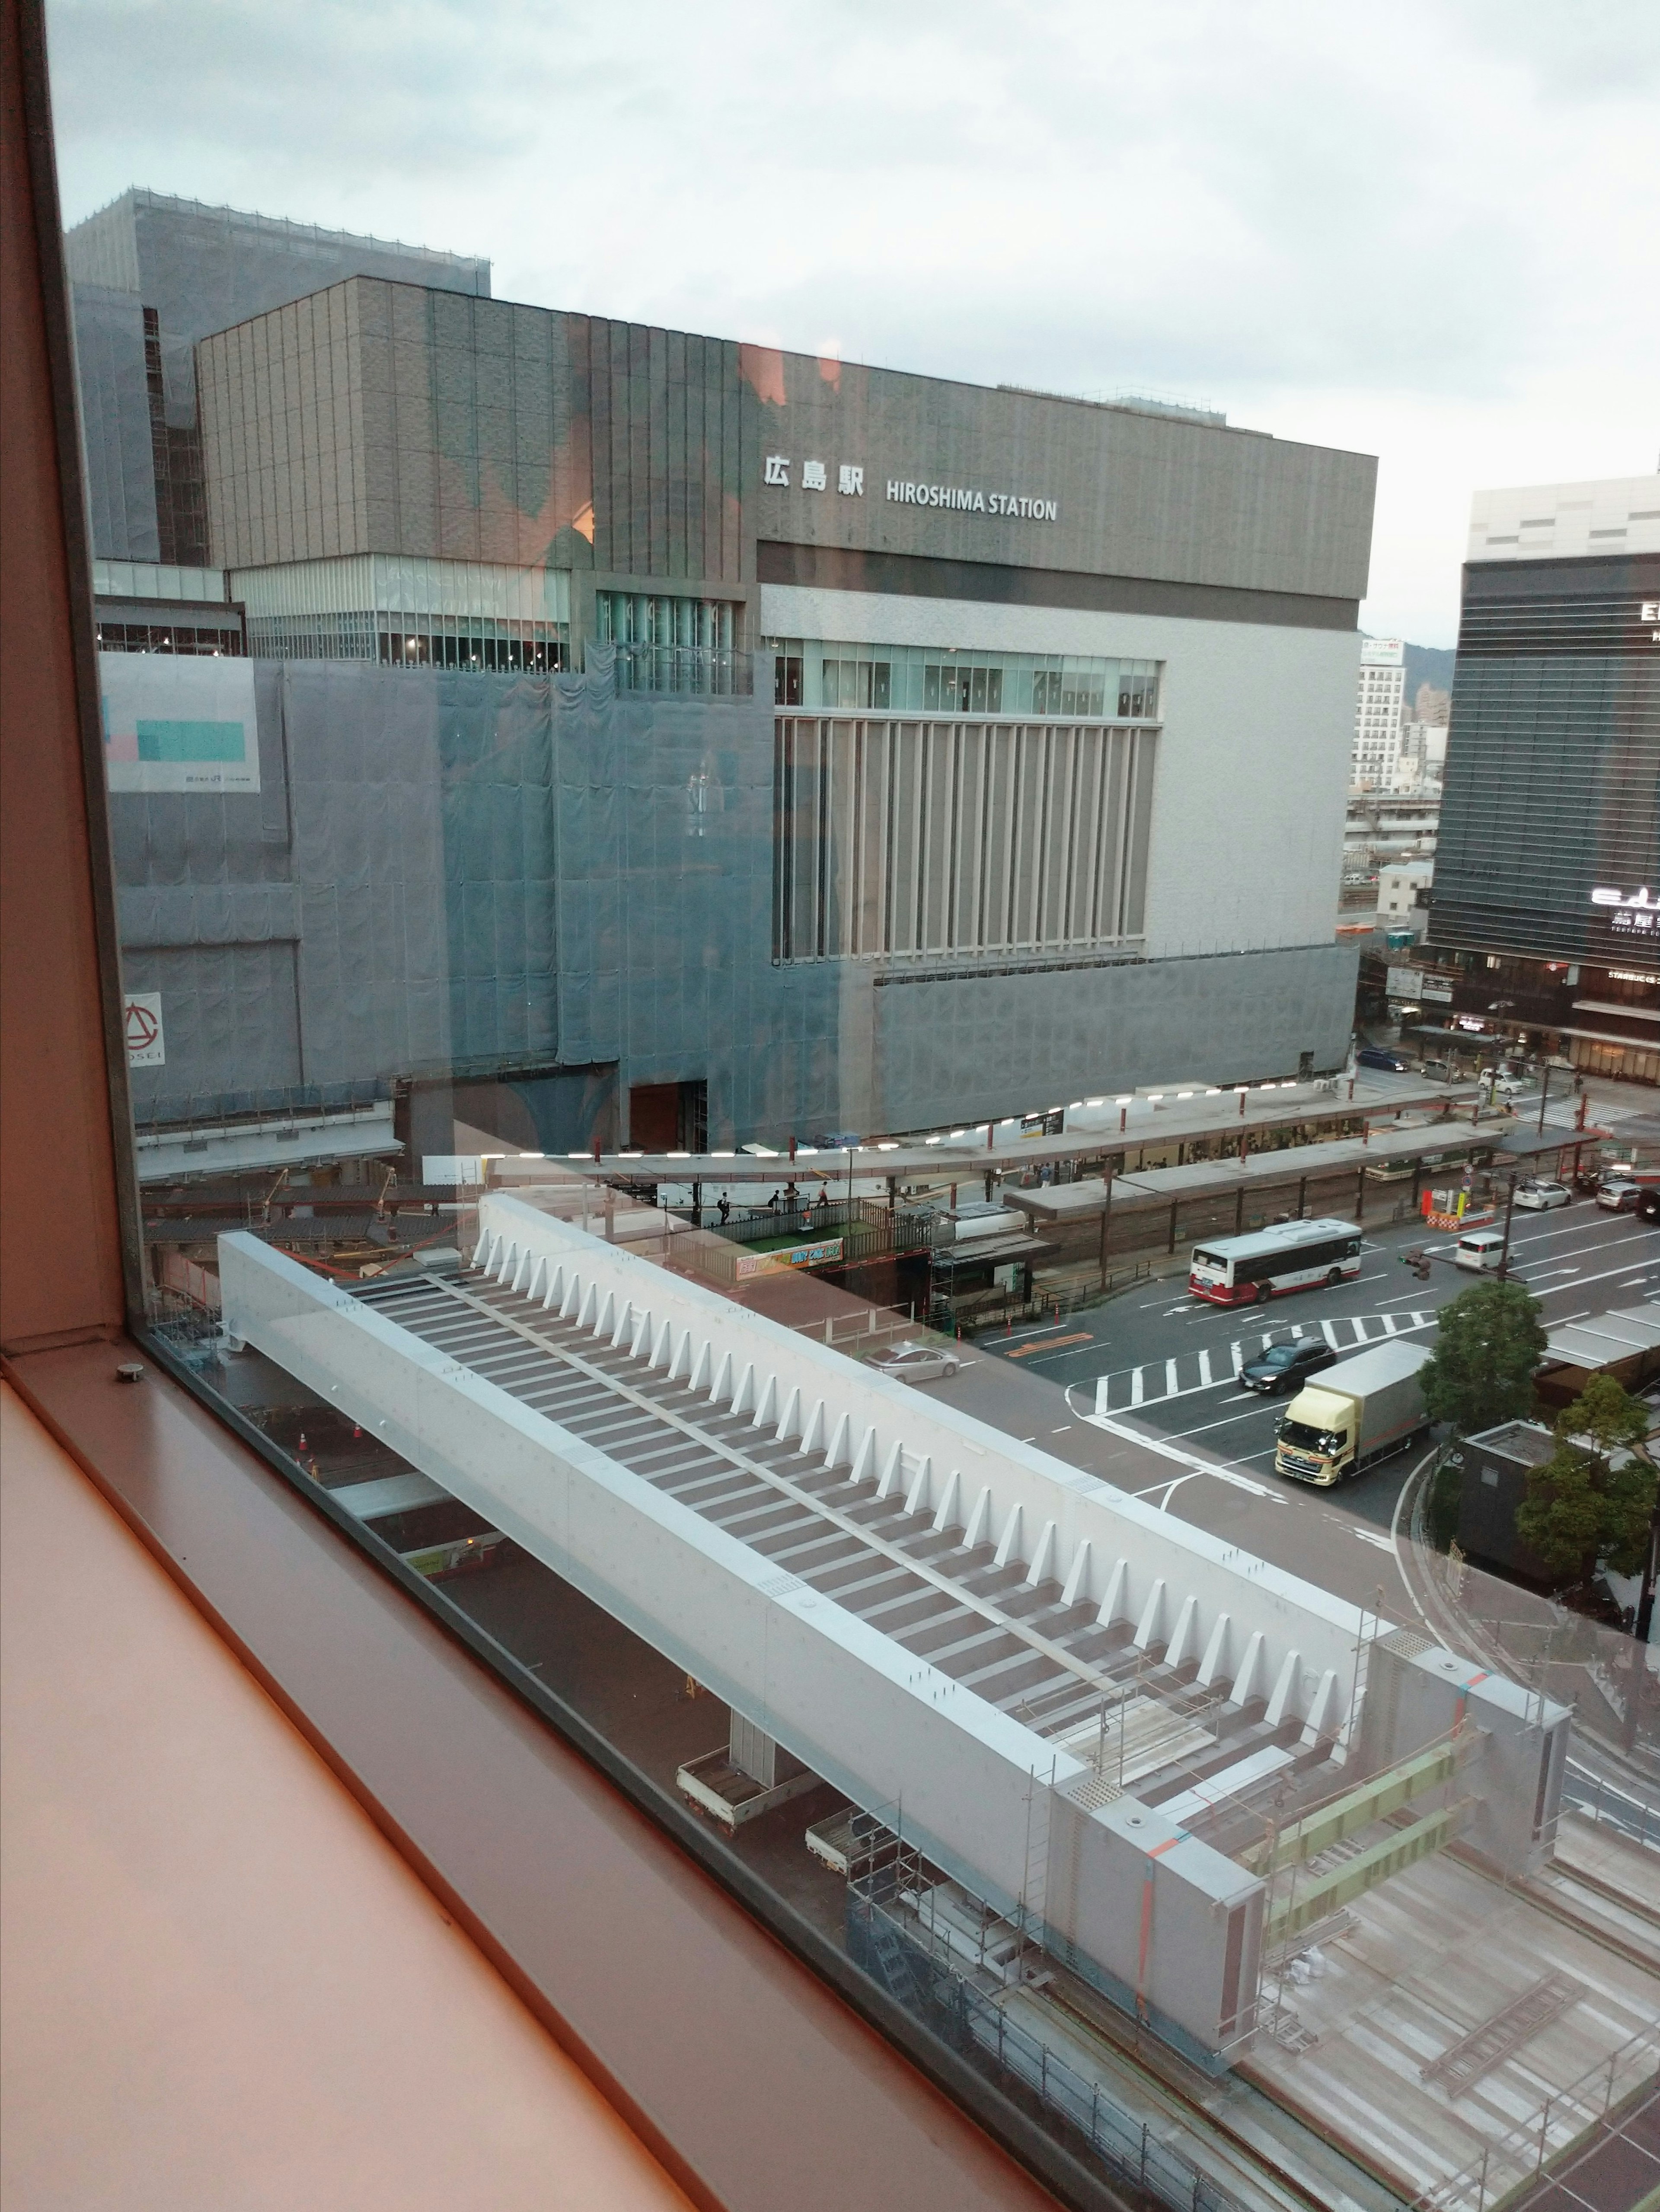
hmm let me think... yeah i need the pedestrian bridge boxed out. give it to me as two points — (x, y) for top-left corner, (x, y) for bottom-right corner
(219, 1190), (1567, 2067)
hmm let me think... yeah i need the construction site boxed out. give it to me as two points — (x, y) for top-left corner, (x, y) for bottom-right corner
(207, 1183), (1660, 2212)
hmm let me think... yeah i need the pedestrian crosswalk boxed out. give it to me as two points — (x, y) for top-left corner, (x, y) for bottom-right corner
(1083, 1310), (1435, 1415)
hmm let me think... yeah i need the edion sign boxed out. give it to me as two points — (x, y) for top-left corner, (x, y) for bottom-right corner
(1592, 886), (1659, 934)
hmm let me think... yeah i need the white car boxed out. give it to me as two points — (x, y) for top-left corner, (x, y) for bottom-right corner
(1480, 1070), (1534, 1099)
(1513, 1180), (1571, 1211)
(868, 1341), (963, 1383)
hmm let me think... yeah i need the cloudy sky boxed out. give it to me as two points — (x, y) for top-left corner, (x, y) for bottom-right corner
(46, 0), (1659, 645)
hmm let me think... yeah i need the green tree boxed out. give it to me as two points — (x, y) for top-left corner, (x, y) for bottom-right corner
(1516, 1375), (1657, 1582)
(1419, 1278), (1546, 1439)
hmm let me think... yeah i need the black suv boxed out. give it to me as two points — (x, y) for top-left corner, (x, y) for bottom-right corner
(1239, 1339), (1338, 1395)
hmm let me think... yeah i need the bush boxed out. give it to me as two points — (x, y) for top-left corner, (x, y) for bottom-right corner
(1428, 1455), (1462, 1552)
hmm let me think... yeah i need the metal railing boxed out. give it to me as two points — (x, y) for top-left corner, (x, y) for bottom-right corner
(1408, 2021), (1659, 2212)
(846, 1817), (1247, 2212)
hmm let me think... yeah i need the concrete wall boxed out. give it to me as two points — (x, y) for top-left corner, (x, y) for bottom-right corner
(1357, 1635), (1569, 1878)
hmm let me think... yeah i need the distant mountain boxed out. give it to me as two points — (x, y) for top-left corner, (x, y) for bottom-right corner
(1403, 641), (1456, 704)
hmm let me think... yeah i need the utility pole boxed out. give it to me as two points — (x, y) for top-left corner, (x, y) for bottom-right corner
(1536, 1062), (1553, 1137)
(1496, 1171), (1520, 1279)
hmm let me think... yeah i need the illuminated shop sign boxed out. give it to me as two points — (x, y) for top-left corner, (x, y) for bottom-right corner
(1592, 885), (1658, 933)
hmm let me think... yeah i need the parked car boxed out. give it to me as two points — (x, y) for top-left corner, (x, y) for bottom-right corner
(1598, 1179), (1644, 1213)
(868, 1341), (962, 1383)
(1513, 1180), (1571, 1211)
(1357, 1046), (1408, 1073)
(1239, 1339), (1339, 1395)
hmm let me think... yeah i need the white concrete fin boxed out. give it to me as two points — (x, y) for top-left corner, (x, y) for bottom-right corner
(471, 1230), (494, 1270)
(776, 1383), (802, 1443)
(710, 1348), (734, 1404)
(753, 1372), (779, 1428)
(1264, 1649), (1301, 1728)
(1165, 1594), (1199, 1671)
(932, 1468), (961, 1534)
(903, 1455), (932, 1518)
(560, 1272), (582, 1320)
(800, 1398), (826, 1454)
(1025, 1518), (1057, 1589)
(669, 1328), (693, 1382)
(1097, 1557), (1129, 1627)
(963, 1484), (993, 1549)
(875, 1439), (904, 1501)
(1061, 1538), (1092, 1610)
(1301, 1668), (1341, 1744)
(650, 1318), (674, 1369)
(1195, 1613), (1232, 1688)
(849, 1426), (877, 1485)
(494, 1241), (514, 1286)
(690, 1339), (712, 1392)
(629, 1310), (651, 1360)
(993, 1502), (1025, 1571)
(824, 1410), (852, 1469)
(731, 1360), (756, 1415)
(525, 1256), (546, 1304)
(544, 1265), (565, 1312)
(511, 1247), (530, 1294)
(610, 1298), (633, 1346)
(1133, 1578), (1167, 1650)
(1230, 1630), (1266, 1709)
(578, 1281), (600, 1330)
(596, 1288), (616, 1338)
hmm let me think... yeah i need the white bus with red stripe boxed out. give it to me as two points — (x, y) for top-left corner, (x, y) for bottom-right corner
(1188, 1218), (1362, 1306)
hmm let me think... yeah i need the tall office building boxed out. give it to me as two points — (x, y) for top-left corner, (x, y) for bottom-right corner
(1350, 636), (1405, 788)
(82, 198), (1379, 1148)
(1423, 475), (1660, 1083)
(65, 190), (489, 568)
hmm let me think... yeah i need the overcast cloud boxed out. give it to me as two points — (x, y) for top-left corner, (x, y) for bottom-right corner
(45, 0), (1660, 644)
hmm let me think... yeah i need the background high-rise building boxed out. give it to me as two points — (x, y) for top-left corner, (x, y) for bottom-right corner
(65, 190), (489, 567)
(1351, 635), (1405, 787)
(1421, 473), (1660, 1083)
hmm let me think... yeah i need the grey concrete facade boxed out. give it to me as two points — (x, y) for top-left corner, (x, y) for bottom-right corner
(112, 653), (1355, 1144)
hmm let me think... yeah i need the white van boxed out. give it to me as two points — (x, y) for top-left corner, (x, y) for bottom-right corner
(1454, 1229), (1507, 1272)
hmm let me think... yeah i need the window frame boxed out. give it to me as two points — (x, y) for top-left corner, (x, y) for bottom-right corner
(0, 13), (1117, 2206)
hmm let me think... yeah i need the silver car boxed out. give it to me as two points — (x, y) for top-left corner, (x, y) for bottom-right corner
(868, 1341), (963, 1383)
(1513, 1180), (1571, 1211)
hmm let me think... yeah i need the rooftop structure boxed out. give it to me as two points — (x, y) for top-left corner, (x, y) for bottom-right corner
(221, 1192), (1571, 2072)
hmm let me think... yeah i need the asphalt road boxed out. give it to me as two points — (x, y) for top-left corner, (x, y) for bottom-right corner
(930, 1198), (1660, 1616)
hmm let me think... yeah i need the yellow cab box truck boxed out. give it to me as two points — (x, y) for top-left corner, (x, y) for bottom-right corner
(1274, 1339), (1433, 1485)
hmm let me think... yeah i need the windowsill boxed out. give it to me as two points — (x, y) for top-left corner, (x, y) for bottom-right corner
(0, 1335), (1083, 2212)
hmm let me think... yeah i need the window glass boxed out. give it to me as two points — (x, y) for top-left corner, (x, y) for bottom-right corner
(45, 14), (1660, 2209)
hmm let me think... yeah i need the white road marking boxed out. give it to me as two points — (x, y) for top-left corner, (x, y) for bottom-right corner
(1165, 1358), (1178, 1395)
(1074, 1409), (1281, 1498)
(1354, 1530), (1395, 1552)
(1130, 1368), (1145, 1406)
(1198, 1349), (1214, 1387)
